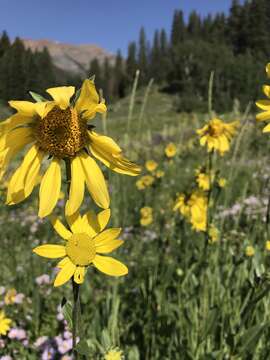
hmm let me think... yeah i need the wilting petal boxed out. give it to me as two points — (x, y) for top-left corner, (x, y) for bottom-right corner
(65, 156), (85, 216)
(93, 255), (128, 276)
(83, 208), (111, 237)
(39, 158), (61, 218)
(79, 152), (110, 209)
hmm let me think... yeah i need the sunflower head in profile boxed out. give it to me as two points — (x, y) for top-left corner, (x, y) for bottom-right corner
(33, 209), (128, 287)
(197, 118), (239, 155)
(0, 80), (141, 217)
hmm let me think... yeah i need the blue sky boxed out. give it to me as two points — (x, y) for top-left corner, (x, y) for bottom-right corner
(1, 0), (238, 54)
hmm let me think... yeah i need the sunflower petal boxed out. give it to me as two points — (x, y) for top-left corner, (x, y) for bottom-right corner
(46, 86), (75, 110)
(96, 239), (124, 254)
(8, 101), (36, 115)
(75, 79), (106, 119)
(50, 216), (72, 240)
(33, 244), (66, 258)
(94, 228), (122, 246)
(56, 257), (70, 269)
(6, 145), (40, 204)
(93, 255), (128, 276)
(65, 156), (85, 216)
(54, 261), (76, 287)
(79, 152), (110, 209)
(39, 158), (62, 218)
(263, 123), (270, 133)
(66, 212), (85, 234)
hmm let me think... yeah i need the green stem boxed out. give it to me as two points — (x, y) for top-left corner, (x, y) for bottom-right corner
(72, 280), (80, 358)
(64, 158), (81, 358)
(204, 151), (214, 248)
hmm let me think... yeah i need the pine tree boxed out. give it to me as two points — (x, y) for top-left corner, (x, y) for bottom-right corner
(150, 30), (161, 82)
(89, 58), (102, 88)
(171, 10), (185, 47)
(187, 11), (201, 37)
(126, 41), (137, 84)
(113, 50), (126, 98)
(0, 31), (10, 58)
(138, 27), (148, 83)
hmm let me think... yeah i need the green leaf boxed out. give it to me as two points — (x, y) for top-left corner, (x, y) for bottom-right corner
(29, 91), (47, 103)
(203, 306), (219, 340)
(238, 324), (267, 355)
(61, 298), (73, 330)
(75, 339), (91, 356)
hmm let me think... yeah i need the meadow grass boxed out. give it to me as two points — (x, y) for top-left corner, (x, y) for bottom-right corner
(1, 86), (270, 359)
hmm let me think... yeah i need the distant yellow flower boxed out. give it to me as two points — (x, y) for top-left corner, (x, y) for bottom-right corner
(245, 246), (255, 257)
(145, 160), (158, 172)
(208, 225), (219, 243)
(174, 191), (207, 232)
(218, 178), (227, 188)
(0, 80), (140, 218)
(104, 348), (123, 360)
(136, 175), (155, 190)
(33, 209), (128, 287)
(155, 170), (165, 179)
(197, 118), (239, 155)
(165, 143), (177, 158)
(0, 311), (11, 336)
(195, 167), (214, 191)
(140, 207), (153, 226)
(4, 289), (17, 305)
(265, 241), (270, 251)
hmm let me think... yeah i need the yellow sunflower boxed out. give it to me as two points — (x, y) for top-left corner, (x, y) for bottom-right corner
(197, 118), (239, 155)
(165, 143), (177, 158)
(0, 80), (140, 218)
(33, 209), (128, 287)
(145, 160), (158, 172)
(256, 65), (270, 131)
(140, 206), (153, 226)
(0, 311), (11, 336)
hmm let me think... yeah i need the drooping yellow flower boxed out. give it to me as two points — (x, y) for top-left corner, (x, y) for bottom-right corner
(33, 209), (128, 287)
(104, 348), (123, 360)
(265, 241), (270, 251)
(165, 143), (177, 158)
(0, 311), (11, 336)
(245, 245), (255, 257)
(0, 80), (140, 218)
(174, 191), (207, 232)
(140, 207), (153, 226)
(136, 175), (155, 190)
(197, 118), (239, 155)
(4, 289), (17, 305)
(145, 160), (158, 172)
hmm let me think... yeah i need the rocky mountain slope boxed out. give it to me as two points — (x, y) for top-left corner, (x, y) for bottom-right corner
(23, 39), (114, 75)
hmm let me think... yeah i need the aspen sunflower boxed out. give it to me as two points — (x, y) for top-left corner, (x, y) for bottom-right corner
(165, 143), (177, 158)
(33, 209), (128, 287)
(197, 118), (239, 155)
(0, 80), (140, 217)
(256, 65), (270, 131)
(0, 311), (11, 336)
(145, 160), (158, 172)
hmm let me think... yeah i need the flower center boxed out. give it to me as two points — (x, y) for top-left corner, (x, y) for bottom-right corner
(208, 123), (223, 137)
(66, 233), (96, 266)
(34, 106), (89, 158)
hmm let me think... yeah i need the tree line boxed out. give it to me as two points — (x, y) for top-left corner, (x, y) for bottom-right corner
(91, 0), (270, 112)
(1, 0), (270, 111)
